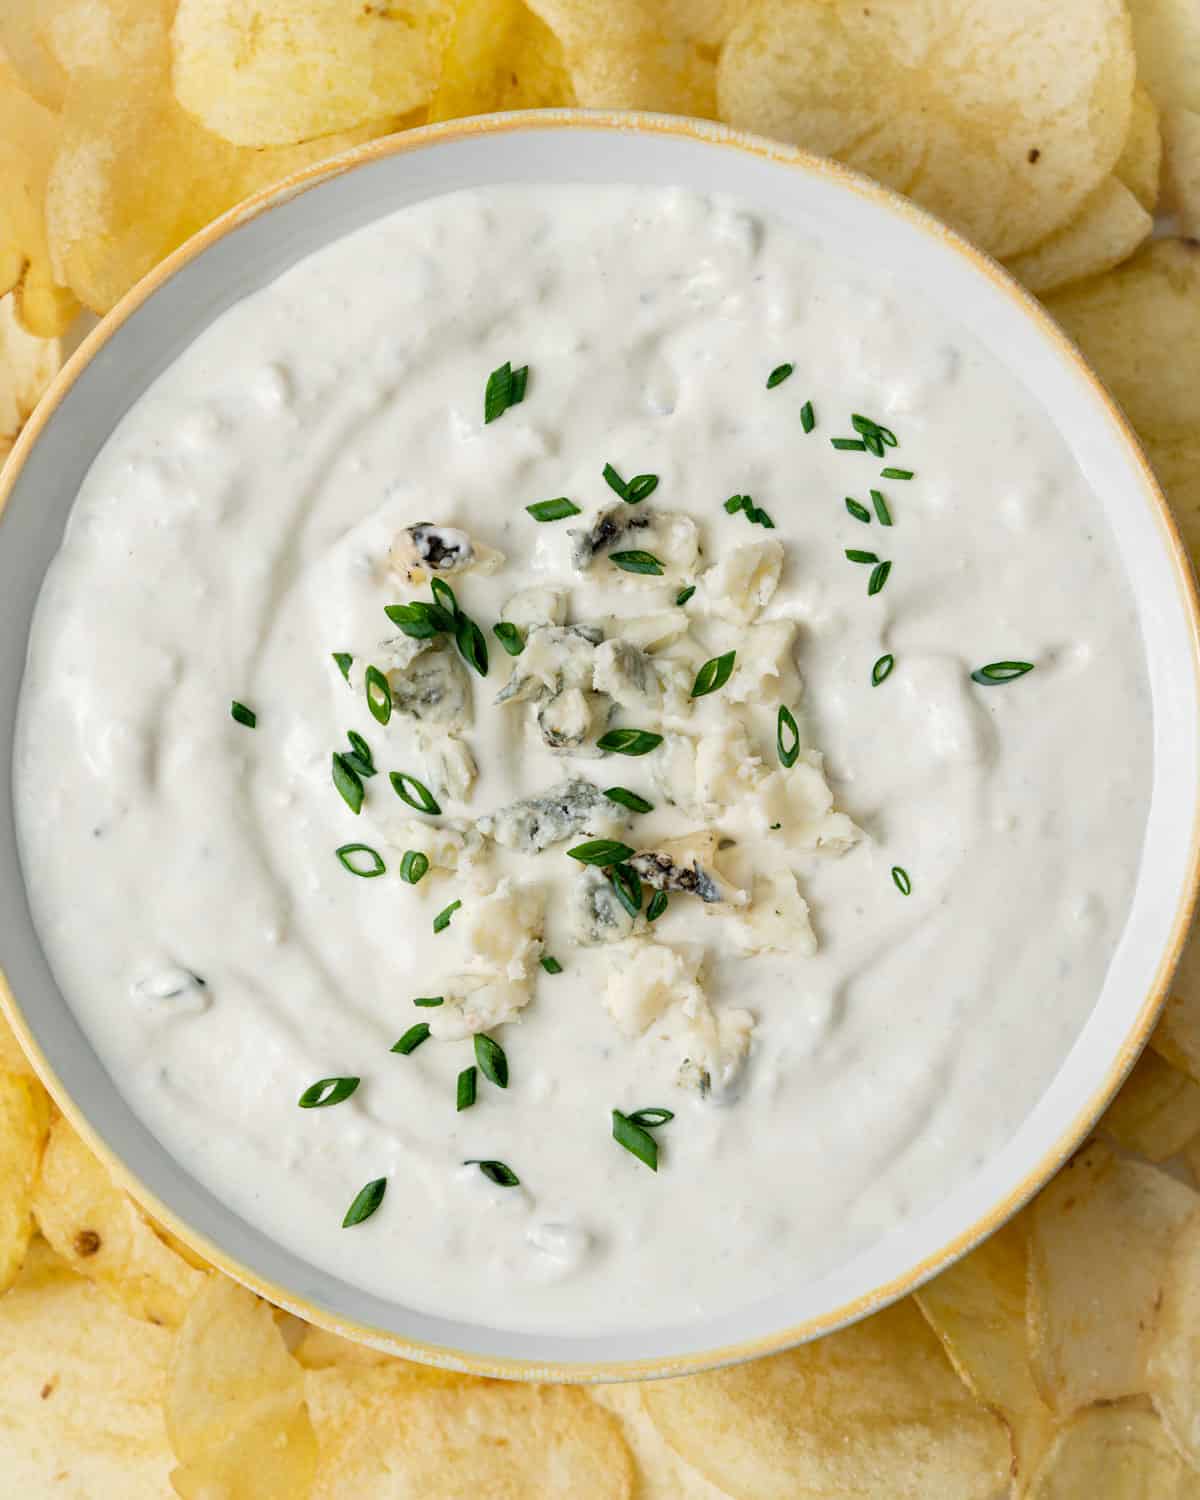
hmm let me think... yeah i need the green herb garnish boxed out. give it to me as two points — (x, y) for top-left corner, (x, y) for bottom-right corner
(691, 650), (736, 698)
(646, 890), (668, 923)
(871, 488), (893, 526)
(609, 863), (643, 918)
(433, 899), (461, 933)
(474, 1034), (508, 1089)
(335, 843), (385, 878)
(342, 1177), (386, 1227)
(413, 996), (444, 1007)
(567, 839), (636, 866)
(777, 705), (800, 769)
(364, 665), (392, 726)
(845, 497), (871, 524)
(457, 1067), (477, 1111)
(597, 727), (663, 756)
(604, 464), (658, 503)
(540, 955), (563, 974)
(332, 652), (353, 681)
(484, 360), (528, 423)
(724, 493), (773, 529)
(871, 654), (895, 686)
(628, 1107), (674, 1128)
(852, 414), (898, 455)
(492, 621), (525, 656)
(342, 730), (376, 779)
(332, 754), (365, 815)
(399, 850), (430, 885)
(971, 661), (1036, 685)
(868, 560), (892, 595)
(881, 467), (914, 480)
(604, 787), (653, 814)
(612, 1109), (663, 1171)
(430, 577), (457, 617)
(298, 1076), (359, 1109)
(831, 437), (867, 451)
(391, 1023), (431, 1055)
(724, 494), (747, 514)
(389, 772), (441, 815)
(845, 549), (879, 564)
(610, 550), (664, 576)
(526, 497), (580, 522)
(465, 1159), (520, 1186)
(231, 700), (256, 728)
(384, 600), (454, 638)
(454, 613), (489, 677)
(892, 866), (913, 896)
(800, 400), (815, 433)
(675, 585), (695, 606)
(766, 362), (794, 388)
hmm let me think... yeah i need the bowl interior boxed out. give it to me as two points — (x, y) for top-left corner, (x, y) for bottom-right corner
(2, 114), (1198, 1378)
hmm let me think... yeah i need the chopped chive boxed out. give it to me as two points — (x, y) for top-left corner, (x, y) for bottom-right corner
(364, 665), (392, 726)
(675, 585), (696, 606)
(298, 1076), (359, 1109)
(871, 489), (893, 526)
(526, 497), (580, 522)
(509, 365), (528, 405)
(389, 771), (441, 815)
(748, 505), (775, 529)
(432, 899), (461, 933)
(391, 1023), (431, 1055)
(332, 652), (353, 681)
(484, 360), (527, 423)
(845, 497), (872, 524)
(610, 550), (664, 575)
(800, 400), (815, 433)
(230, 700), (256, 729)
(335, 843), (385, 878)
(892, 866), (913, 896)
(342, 1176), (386, 1227)
(845, 549), (879, 564)
(777, 705), (801, 769)
(766, 362), (794, 388)
(457, 1066), (477, 1111)
(332, 754), (364, 815)
(474, 1034), (508, 1089)
(612, 1109), (659, 1171)
(868, 560), (892, 596)
(831, 437), (867, 451)
(609, 862), (643, 918)
(646, 890), (668, 923)
(604, 786), (653, 814)
(691, 650), (736, 699)
(881, 467), (914, 480)
(603, 463), (628, 500)
(344, 730), (376, 778)
(971, 661), (1036, 685)
(724, 493), (748, 515)
(454, 613), (489, 677)
(627, 474), (659, 503)
(413, 996), (444, 1007)
(627, 1106), (674, 1128)
(399, 850), (430, 885)
(597, 727), (663, 756)
(871, 654), (895, 686)
(492, 621), (525, 656)
(567, 839), (636, 867)
(430, 577), (458, 618)
(540, 955), (563, 975)
(465, 1159), (520, 1186)
(384, 600), (452, 639)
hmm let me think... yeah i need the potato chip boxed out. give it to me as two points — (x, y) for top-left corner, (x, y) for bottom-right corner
(590, 1383), (734, 1500)
(0, 990), (38, 1076)
(1102, 1048), (1200, 1161)
(0, 1238), (175, 1497)
(1027, 1141), (1198, 1413)
(306, 1364), (635, 1499)
(643, 1299), (1011, 1499)
(32, 1115), (205, 1326)
(1115, 83), (1163, 211)
(1006, 176), (1152, 294)
(0, 1069), (51, 1293)
(915, 1219), (1055, 1480)
(1146, 437), (1200, 563)
(717, 0), (1136, 260)
(167, 1276), (317, 1500)
(0, 4), (68, 109)
(170, 0), (446, 148)
(1147, 1207), (1200, 1468)
(292, 1321), (472, 1384)
(0, 292), (61, 468)
(1027, 1402), (1200, 1499)
(1162, 108), (1200, 235)
(1128, 0), (1200, 114)
(429, 0), (576, 121)
(0, 60), (78, 336)
(526, 0), (721, 115)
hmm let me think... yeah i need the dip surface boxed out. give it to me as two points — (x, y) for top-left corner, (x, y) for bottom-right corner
(14, 185), (1152, 1334)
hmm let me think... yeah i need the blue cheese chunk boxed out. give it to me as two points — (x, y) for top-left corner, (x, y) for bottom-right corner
(693, 539), (784, 624)
(726, 869), (817, 955)
(389, 523), (504, 584)
(478, 778), (616, 853)
(387, 638), (472, 729)
(603, 939), (706, 1038)
(569, 866), (645, 946)
(629, 831), (747, 906)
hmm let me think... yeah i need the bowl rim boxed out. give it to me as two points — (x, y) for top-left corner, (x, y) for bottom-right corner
(3, 107), (1200, 1382)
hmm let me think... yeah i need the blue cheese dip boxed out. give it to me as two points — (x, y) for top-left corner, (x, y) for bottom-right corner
(14, 185), (1151, 1334)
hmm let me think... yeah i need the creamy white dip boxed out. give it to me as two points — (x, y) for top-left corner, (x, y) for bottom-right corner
(14, 185), (1151, 1334)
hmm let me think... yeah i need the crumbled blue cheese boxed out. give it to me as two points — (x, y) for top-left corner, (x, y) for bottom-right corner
(502, 586), (567, 630)
(569, 865), (644, 945)
(477, 778), (617, 853)
(386, 638), (472, 729)
(389, 522), (504, 584)
(693, 539), (784, 623)
(727, 619), (801, 705)
(571, 506), (700, 583)
(602, 939), (706, 1037)
(629, 830), (747, 906)
(726, 868), (817, 955)
(417, 729), (477, 803)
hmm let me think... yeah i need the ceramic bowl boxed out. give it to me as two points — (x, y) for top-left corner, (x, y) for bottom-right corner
(2, 112), (1198, 1380)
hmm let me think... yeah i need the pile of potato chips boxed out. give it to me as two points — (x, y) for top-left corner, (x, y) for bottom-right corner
(3, 0), (1200, 1495)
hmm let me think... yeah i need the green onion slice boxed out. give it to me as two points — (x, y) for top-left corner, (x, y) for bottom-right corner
(845, 497), (871, 524)
(389, 772), (441, 815)
(892, 866), (913, 896)
(646, 890), (668, 922)
(540, 955), (563, 975)
(230, 700), (256, 728)
(391, 1023), (431, 1055)
(332, 754), (364, 815)
(433, 899), (461, 933)
(971, 661), (1036, 685)
(399, 849), (430, 884)
(766, 362), (794, 388)
(831, 437), (867, 451)
(881, 467), (914, 480)
(298, 1076), (359, 1109)
(691, 650), (736, 699)
(454, 613), (489, 677)
(465, 1159), (520, 1186)
(609, 863), (643, 918)
(610, 550), (663, 575)
(332, 652), (353, 681)
(675, 585), (695, 606)
(484, 360), (528, 423)
(457, 1067), (477, 1112)
(526, 497), (580, 522)
(612, 1109), (659, 1171)
(492, 621), (525, 656)
(777, 705), (801, 769)
(342, 1177), (386, 1227)
(845, 548), (879, 564)
(868, 560), (892, 596)
(335, 843), (385, 878)
(567, 839), (636, 866)
(413, 996), (444, 1007)
(474, 1033), (508, 1089)
(627, 1106), (674, 1128)
(871, 488), (893, 526)
(597, 727), (663, 756)
(604, 786), (653, 814)
(871, 654), (895, 686)
(364, 665), (392, 725)
(800, 400), (815, 433)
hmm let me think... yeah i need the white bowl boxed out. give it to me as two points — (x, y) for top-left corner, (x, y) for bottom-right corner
(3, 113), (1199, 1380)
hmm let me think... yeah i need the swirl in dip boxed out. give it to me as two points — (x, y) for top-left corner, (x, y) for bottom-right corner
(14, 185), (1151, 1334)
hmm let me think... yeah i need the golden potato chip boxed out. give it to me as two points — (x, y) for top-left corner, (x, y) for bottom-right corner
(1115, 83), (1163, 211)
(306, 1364), (635, 1499)
(0, 292), (61, 468)
(915, 1219), (1054, 1480)
(1027, 1402), (1200, 1499)
(717, 0), (1136, 260)
(1146, 437), (1200, 564)
(292, 1321), (472, 1384)
(170, 0), (446, 147)
(32, 1115), (205, 1326)
(0, 1238), (175, 1497)
(168, 1276), (317, 1500)
(643, 1300), (1011, 1500)
(429, 0), (575, 121)
(1102, 1047), (1200, 1161)
(0, 990), (37, 1076)
(1006, 176), (1152, 294)
(1162, 108), (1200, 235)
(526, 0), (721, 115)
(590, 1384), (734, 1500)
(0, 4), (67, 109)
(1147, 1207), (1200, 1469)
(0, 1069), (51, 1293)
(1027, 1141), (1198, 1413)
(1128, 0), (1200, 115)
